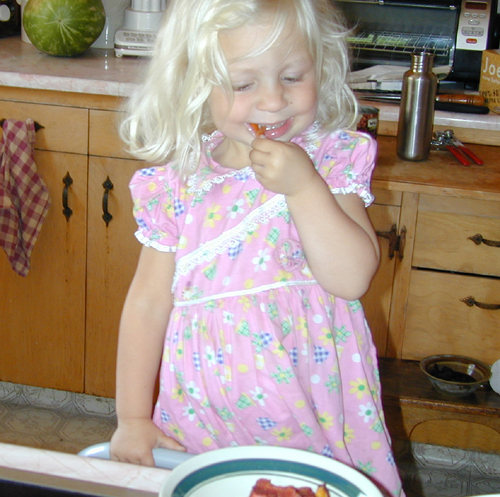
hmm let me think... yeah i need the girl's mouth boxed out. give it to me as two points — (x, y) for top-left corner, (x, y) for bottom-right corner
(247, 118), (293, 140)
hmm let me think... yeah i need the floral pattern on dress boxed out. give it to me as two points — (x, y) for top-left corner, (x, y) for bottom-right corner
(129, 125), (404, 497)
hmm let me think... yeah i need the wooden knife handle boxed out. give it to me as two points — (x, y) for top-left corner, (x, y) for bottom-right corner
(436, 94), (485, 106)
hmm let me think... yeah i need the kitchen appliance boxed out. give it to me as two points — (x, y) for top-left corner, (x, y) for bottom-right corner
(336, 0), (500, 85)
(92, 0), (129, 49)
(114, 0), (167, 57)
(0, 0), (20, 38)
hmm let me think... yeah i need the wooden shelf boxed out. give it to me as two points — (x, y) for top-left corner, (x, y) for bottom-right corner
(379, 358), (500, 453)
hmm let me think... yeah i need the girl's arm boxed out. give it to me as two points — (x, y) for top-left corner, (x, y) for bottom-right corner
(110, 246), (186, 466)
(286, 174), (379, 299)
(250, 139), (379, 300)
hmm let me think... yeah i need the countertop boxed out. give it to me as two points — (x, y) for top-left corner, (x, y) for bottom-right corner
(1, 37), (500, 137)
(0, 442), (170, 496)
(0, 37), (146, 98)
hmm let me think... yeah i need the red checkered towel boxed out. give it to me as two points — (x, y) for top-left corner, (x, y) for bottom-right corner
(0, 119), (51, 277)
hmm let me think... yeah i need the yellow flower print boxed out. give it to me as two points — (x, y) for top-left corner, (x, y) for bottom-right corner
(238, 295), (252, 312)
(274, 270), (292, 282)
(272, 343), (285, 359)
(175, 341), (184, 360)
(344, 424), (355, 444)
(318, 411), (334, 430)
(319, 328), (334, 346)
(296, 317), (309, 338)
(162, 345), (171, 362)
(349, 379), (369, 399)
(167, 423), (185, 441)
(179, 186), (187, 201)
(162, 202), (174, 218)
(133, 198), (144, 212)
(171, 384), (185, 403)
(178, 235), (188, 249)
(148, 181), (157, 192)
(246, 228), (259, 244)
(271, 426), (293, 441)
(301, 264), (313, 278)
(222, 184), (232, 194)
(204, 204), (222, 228)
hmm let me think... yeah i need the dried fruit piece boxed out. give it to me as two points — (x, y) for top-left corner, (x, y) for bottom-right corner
(249, 479), (329, 497)
(315, 484), (330, 497)
(250, 123), (266, 137)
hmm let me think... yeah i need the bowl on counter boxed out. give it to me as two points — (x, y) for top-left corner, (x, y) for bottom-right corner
(420, 354), (491, 398)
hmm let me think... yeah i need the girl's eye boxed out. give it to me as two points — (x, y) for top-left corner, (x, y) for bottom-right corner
(233, 83), (253, 92)
(282, 76), (301, 83)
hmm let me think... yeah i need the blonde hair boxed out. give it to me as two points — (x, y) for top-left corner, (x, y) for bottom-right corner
(120, 0), (357, 178)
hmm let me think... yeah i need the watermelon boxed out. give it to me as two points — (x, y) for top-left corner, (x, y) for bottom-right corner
(23, 0), (106, 57)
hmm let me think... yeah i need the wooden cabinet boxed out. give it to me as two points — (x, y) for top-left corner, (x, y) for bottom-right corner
(403, 195), (500, 365)
(1, 89), (499, 412)
(0, 149), (87, 391)
(85, 156), (141, 397)
(0, 89), (142, 397)
(362, 189), (403, 356)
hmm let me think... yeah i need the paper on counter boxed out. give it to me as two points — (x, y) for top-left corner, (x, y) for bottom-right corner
(348, 64), (451, 91)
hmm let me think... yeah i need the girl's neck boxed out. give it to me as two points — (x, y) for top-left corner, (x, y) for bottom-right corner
(211, 136), (252, 170)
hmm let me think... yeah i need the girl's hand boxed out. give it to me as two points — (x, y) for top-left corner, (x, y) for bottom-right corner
(249, 138), (317, 196)
(110, 418), (186, 466)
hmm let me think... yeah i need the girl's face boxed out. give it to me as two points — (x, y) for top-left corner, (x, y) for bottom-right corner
(208, 19), (318, 161)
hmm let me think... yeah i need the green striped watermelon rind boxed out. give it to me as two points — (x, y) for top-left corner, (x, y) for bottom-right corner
(24, 0), (106, 57)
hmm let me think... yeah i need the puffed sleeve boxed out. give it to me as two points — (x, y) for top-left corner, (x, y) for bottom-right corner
(129, 166), (179, 252)
(316, 130), (377, 207)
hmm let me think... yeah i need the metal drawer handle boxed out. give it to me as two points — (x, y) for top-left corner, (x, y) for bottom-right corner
(469, 234), (500, 247)
(62, 172), (73, 222)
(102, 176), (114, 226)
(460, 296), (500, 310)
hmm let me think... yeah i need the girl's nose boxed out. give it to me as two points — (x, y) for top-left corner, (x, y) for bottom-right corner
(256, 83), (288, 112)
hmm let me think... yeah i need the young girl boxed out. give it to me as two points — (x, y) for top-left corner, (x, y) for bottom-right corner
(110, 0), (404, 495)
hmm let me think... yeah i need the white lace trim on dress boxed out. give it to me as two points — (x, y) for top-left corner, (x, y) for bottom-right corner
(135, 231), (177, 253)
(186, 166), (256, 196)
(174, 279), (318, 307)
(330, 186), (374, 207)
(173, 194), (287, 288)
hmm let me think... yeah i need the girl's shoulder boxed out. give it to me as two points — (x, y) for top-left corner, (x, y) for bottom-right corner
(130, 163), (181, 190)
(294, 124), (376, 157)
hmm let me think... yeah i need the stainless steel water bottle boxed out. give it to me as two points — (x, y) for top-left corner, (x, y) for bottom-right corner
(396, 51), (438, 161)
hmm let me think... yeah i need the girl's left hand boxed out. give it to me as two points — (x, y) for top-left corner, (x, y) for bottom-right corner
(249, 138), (316, 196)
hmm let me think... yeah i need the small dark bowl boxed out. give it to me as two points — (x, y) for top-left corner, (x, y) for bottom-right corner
(420, 354), (491, 398)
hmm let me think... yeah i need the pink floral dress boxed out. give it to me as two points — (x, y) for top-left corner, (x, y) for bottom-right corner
(129, 125), (404, 497)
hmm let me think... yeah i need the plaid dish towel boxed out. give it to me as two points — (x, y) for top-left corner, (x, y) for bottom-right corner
(0, 119), (51, 277)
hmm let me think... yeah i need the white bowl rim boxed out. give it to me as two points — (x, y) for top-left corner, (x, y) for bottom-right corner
(159, 445), (384, 497)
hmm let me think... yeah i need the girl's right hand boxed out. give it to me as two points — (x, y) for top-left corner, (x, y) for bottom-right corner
(110, 418), (186, 466)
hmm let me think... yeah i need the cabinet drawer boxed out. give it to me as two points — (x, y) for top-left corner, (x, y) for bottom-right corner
(89, 109), (130, 159)
(402, 269), (500, 364)
(1, 100), (88, 154)
(413, 195), (500, 277)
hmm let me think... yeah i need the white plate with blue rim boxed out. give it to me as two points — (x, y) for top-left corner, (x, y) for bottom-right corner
(159, 446), (383, 497)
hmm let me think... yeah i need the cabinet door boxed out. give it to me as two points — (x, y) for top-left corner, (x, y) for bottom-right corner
(362, 190), (402, 356)
(403, 270), (500, 364)
(85, 157), (142, 398)
(0, 151), (87, 391)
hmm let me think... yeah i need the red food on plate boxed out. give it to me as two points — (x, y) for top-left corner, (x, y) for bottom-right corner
(249, 478), (328, 497)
